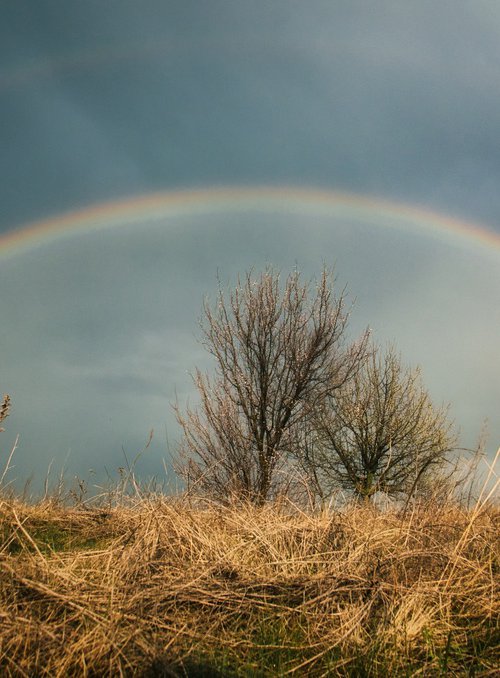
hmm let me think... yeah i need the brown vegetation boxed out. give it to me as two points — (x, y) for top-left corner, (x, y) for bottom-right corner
(0, 483), (498, 676)
(0, 394), (10, 432)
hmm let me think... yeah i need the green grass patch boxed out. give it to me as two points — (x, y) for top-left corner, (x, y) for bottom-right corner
(0, 515), (116, 554)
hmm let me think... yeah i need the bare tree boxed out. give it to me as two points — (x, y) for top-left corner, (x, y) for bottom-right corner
(174, 268), (368, 504)
(302, 346), (457, 502)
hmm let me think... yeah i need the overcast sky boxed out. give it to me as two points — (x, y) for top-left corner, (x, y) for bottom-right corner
(0, 1), (499, 493)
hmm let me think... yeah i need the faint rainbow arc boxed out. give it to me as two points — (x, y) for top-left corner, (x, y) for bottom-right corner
(1, 186), (499, 258)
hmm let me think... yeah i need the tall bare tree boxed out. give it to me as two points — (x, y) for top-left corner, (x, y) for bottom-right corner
(174, 268), (368, 503)
(302, 345), (457, 501)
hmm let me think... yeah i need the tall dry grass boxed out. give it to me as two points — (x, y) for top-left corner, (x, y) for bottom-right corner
(0, 473), (498, 676)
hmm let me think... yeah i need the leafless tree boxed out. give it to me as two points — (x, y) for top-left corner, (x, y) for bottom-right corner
(302, 345), (457, 502)
(174, 268), (369, 504)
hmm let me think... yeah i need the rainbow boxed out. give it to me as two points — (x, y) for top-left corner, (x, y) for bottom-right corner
(1, 186), (499, 258)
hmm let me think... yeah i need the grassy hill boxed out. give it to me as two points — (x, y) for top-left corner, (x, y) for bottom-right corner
(0, 488), (498, 676)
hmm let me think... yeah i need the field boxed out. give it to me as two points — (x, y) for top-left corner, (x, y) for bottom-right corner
(0, 482), (498, 676)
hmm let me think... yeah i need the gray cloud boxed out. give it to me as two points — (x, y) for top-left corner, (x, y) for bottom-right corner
(2, 2), (500, 227)
(0, 2), (499, 489)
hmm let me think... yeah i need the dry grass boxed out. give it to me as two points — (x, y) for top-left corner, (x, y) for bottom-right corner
(0, 486), (498, 677)
(0, 394), (10, 432)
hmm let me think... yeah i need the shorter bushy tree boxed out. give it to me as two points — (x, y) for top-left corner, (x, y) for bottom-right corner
(302, 346), (457, 501)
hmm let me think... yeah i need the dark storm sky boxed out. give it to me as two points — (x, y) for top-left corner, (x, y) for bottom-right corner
(2, 0), (500, 233)
(0, 1), (499, 489)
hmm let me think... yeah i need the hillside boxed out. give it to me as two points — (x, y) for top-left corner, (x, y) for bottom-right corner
(0, 491), (498, 676)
